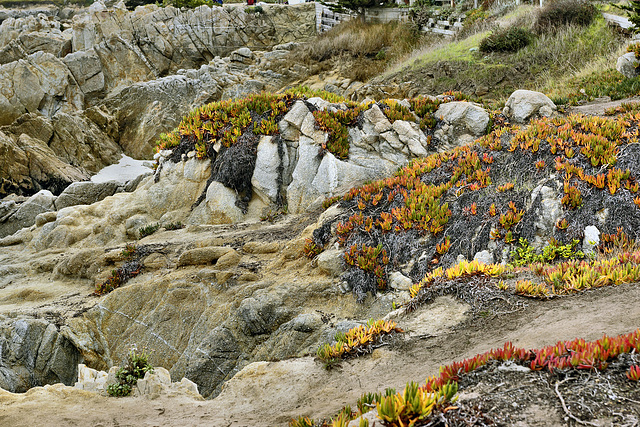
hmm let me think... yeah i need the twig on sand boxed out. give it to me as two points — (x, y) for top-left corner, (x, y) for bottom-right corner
(554, 379), (599, 427)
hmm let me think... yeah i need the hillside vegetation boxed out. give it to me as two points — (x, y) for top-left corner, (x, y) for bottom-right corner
(301, 0), (636, 105)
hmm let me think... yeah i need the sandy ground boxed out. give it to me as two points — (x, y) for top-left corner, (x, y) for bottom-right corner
(1, 282), (639, 427)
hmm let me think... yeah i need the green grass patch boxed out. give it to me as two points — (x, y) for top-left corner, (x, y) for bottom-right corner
(385, 7), (622, 103)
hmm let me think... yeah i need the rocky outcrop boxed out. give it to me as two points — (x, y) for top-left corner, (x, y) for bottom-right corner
(0, 52), (83, 125)
(0, 190), (56, 238)
(74, 363), (201, 398)
(0, 316), (81, 392)
(62, 265), (371, 398)
(0, 111), (121, 198)
(0, 2), (317, 199)
(8, 97), (489, 251)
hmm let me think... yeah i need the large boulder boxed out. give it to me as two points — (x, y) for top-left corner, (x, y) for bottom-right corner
(0, 190), (56, 238)
(54, 181), (120, 210)
(435, 101), (490, 141)
(0, 317), (81, 392)
(617, 51), (639, 79)
(503, 90), (557, 124)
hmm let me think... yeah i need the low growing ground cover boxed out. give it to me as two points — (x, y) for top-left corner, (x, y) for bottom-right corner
(292, 330), (640, 426)
(309, 108), (640, 302)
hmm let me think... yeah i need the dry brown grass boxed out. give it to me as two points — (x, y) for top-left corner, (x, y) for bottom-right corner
(285, 19), (435, 82)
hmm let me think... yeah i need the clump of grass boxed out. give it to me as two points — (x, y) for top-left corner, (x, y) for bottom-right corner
(534, 0), (597, 34)
(164, 221), (184, 231)
(107, 347), (154, 397)
(387, 8), (621, 102)
(285, 20), (431, 82)
(479, 26), (534, 53)
(548, 69), (640, 106)
(139, 223), (160, 239)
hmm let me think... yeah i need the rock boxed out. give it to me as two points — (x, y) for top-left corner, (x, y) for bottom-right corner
(0, 190), (56, 238)
(133, 367), (172, 397)
(34, 211), (57, 227)
(177, 246), (234, 267)
(74, 363), (202, 398)
(54, 181), (120, 210)
(230, 47), (253, 63)
(238, 295), (292, 336)
(243, 241), (280, 254)
(473, 250), (494, 265)
(435, 101), (490, 140)
(0, 317), (81, 393)
(251, 136), (287, 204)
(389, 271), (413, 291)
(363, 103), (392, 134)
(221, 79), (266, 101)
(583, 225), (600, 256)
(532, 183), (563, 247)
(62, 49), (105, 95)
(393, 120), (430, 157)
(617, 51), (639, 79)
(283, 100), (311, 130)
(286, 136), (323, 214)
(0, 52), (82, 125)
(101, 74), (222, 160)
(317, 249), (344, 277)
(503, 90), (557, 124)
(74, 364), (108, 393)
(497, 361), (531, 373)
(0, 111), (121, 199)
(214, 249), (241, 270)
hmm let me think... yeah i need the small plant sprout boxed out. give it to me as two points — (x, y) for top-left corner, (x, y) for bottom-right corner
(139, 223), (160, 238)
(627, 365), (640, 381)
(121, 243), (137, 259)
(436, 237), (451, 255)
(555, 218), (569, 230)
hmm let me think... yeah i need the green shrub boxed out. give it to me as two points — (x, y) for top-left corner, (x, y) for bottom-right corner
(107, 348), (154, 397)
(479, 26), (534, 53)
(534, 0), (597, 33)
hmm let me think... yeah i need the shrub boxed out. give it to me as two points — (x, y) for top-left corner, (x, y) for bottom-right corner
(534, 0), (597, 33)
(479, 26), (534, 53)
(107, 348), (154, 397)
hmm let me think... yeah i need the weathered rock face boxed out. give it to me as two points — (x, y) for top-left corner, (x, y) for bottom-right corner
(61, 254), (374, 398)
(0, 111), (121, 199)
(0, 52), (83, 125)
(0, 2), (317, 198)
(0, 316), (81, 392)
